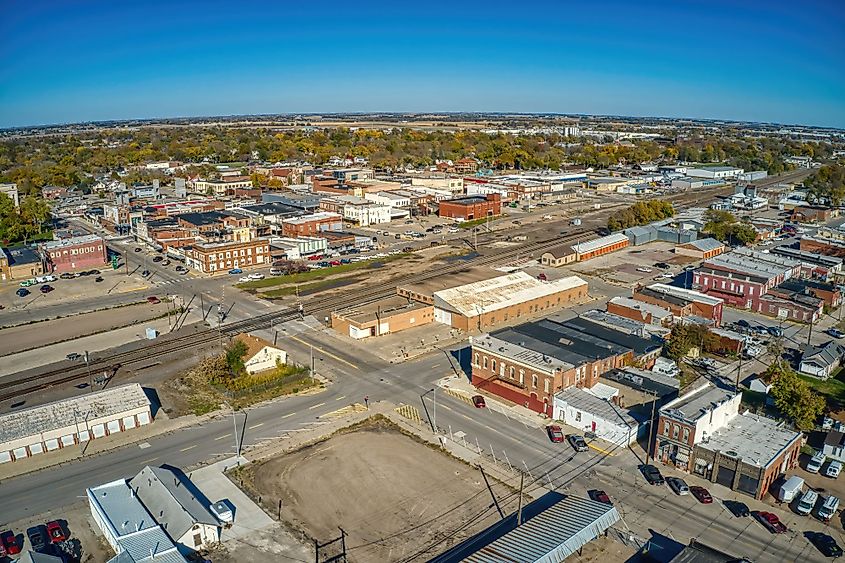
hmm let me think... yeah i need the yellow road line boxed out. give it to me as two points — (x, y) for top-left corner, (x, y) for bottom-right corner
(290, 336), (360, 370)
(214, 434), (231, 441)
(308, 402), (326, 410)
(588, 442), (615, 456)
(180, 445), (197, 452)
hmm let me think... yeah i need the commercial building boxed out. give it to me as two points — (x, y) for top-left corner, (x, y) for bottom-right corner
(128, 465), (221, 552)
(0, 246), (45, 280)
(553, 387), (640, 446)
(471, 317), (656, 416)
(41, 234), (107, 273)
(671, 177), (726, 190)
(674, 238), (725, 260)
(776, 278), (841, 308)
(540, 243), (577, 267)
(281, 212), (343, 237)
(633, 283), (724, 325)
(364, 191), (412, 208)
(331, 296), (434, 339)
(571, 233), (630, 261)
(0, 384), (152, 463)
(192, 178), (253, 196)
(183, 238), (270, 274)
(410, 176), (464, 193)
(653, 382), (741, 472)
(607, 296), (674, 327)
(693, 412), (802, 500)
(770, 246), (843, 279)
(269, 236), (327, 260)
(438, 194), (502, 221)
(585, 177), (634, 192)
(431, 272), (588, 331)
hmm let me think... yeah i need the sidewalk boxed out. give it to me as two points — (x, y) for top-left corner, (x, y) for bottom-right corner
(437, 373), (550, 429)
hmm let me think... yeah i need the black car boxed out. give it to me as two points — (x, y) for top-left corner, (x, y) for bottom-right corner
(654, 262), (671, 270)
(641, 464), (665, 485)
(78, 270), (90, 276)
(134, 247), (142, 252)
(26, 525), (47, 552)
(88, 269), (100, 275)
(152, 256), (163, 262)
(40, 284), (54, 293)
(59, 272), (75, 279)
(724, 499), (750, 517)
(767, 326), (784, 337)
(141, 270), (150, 277)
(16, 288), (30, 297)
(736, 319), (750, 328)
(806, 531), (844, 558)
(568, 435), (588, 452)
(95, 276), (104, 282)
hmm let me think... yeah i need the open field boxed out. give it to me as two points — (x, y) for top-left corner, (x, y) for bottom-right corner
(234, 417), (520, 562)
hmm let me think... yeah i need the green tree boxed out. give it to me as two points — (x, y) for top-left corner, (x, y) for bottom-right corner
(768, 365), (825, 431)
(806, 164), (845, 206)
(225, 340), (249, 375)
(730, 223), (758, 246)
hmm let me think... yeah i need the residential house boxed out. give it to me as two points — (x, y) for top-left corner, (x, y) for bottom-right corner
(823, 431), (845, 463)
(800, 341), (845, 379)
(233, 333), (287, 374)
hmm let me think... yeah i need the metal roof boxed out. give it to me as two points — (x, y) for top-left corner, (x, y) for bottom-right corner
(555, 387), (638, 430)
(571, 233), (629, 254)
(433, 272), (587, 317)
(458, 494), (620, 563)
(680, 237), (724, 253)
(0, 383), (150, 445)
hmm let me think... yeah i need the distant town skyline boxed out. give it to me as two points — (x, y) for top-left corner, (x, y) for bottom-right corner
(1, 0), (843, 129)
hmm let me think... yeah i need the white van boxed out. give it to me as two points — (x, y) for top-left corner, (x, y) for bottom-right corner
(807, 451), (826, 474)
(779, 475), (805, 503)
(797, 489), (819, 515)
(818, 495), (840, 522)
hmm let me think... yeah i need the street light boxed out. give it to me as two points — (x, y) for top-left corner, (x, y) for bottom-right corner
(422, 388), (437, 434)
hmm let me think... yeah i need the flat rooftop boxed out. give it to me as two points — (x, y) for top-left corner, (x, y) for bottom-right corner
(42, 234), (102, 250)
(335, 296), (430, 323)
(698, 412), (801, 468)
(398, 267), (501, 298)
(660, 383), (735, 423)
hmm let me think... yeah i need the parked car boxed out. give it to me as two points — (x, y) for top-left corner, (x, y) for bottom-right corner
(724, 499), (750, 517)
(0, 530), (20, 555)
(134, 247), (142, 252)
(807, 450), (826, 473)
(826, 460), (843, 478)
(546, 425), (564, 443)
(88, 269), (100, 275)
(588, 489), (612, 505)
(690, 486), (713, 504)
(16, 288), (30, 297)
(141, 269), (150, 277)
(175, 265), (186, 272)
(39, 284), (54, 293)
(146, 296), (160, 304)
(66, 352), (82, 361)
(667, 477), (690, 495)
(45, 521), (65, 543)
(471, 395), (486, 408)
(767, 326), (784, 337)
(641, 464), (665, 485)
(26, 525), (47, 552)
(654, 262), (671, 270)
(736, 319), (750, 329)
(806, 531), (844, 558)
(95, 276), (104, 282)
(60, 272), (75, 279)
(228, 268), (243, 274)
(568, 435), (588, 452)
(753, 511), (788, 533)
(819, 495), (841, 522)
(19, 279), (34, 287)
(825, 328), (845, 339)
(636, 267), (653, 273)
(162, 260), (170, 266)
(152, 256), (164, 262)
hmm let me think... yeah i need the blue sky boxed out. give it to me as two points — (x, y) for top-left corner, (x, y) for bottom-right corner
(1, 0), (843, 128)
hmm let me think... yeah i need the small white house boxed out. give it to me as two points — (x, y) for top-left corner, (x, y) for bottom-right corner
(553, 387), (640, 446)
(823, 431), (845, 464)
(800, 341), (845, 380)
(234, 333), (287, 374)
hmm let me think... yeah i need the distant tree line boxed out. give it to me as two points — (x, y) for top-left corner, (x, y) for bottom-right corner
(607, 200), (675, 232)
(806, 164), (845, 207)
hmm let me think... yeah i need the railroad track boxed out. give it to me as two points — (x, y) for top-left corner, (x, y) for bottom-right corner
(0, 186), (727, 402)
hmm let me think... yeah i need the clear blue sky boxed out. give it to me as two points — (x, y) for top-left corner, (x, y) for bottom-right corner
(1, 0), (843, 129)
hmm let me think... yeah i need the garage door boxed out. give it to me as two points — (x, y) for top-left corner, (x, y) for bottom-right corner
(29, 443), (44, 455)
(78, 430), (91, 442)
(716, 466), (735, 488)
(92, 424), (106, 438)
(45, 439), (60, 451)
(12, 447), (28, 460)
(0, 451), (11, 463)
(106, 420), (121, 434)
(737, 474), (760, 496)
(60, 435), (75, 447)
(434, 308), (452, 325)
(137, 412), (151, 425)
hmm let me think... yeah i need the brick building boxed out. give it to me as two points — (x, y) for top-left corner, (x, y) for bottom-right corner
(674, 238), (725, 260)
(571, 233), (630, 261)
(607, 296), (673, 327)
(633, 283), (724, 326)
(42, 234), (107, 273)
(183, 239), (270, 274)
(0, 246), (45, 280)
(800, 236), (845, 258)
(471, 317), (658, 417)
(281, 212), (343, 237)
(438, 193), (502, 221)
(331, 298), (434, 339)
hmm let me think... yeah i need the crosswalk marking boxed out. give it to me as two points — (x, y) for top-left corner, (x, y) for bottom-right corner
(394, 404), (423, 425)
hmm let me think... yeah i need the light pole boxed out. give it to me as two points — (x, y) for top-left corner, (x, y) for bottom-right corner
(224, 402), (241, 460)
(422, 388), (437, 434)
(84, 351), (93, 392)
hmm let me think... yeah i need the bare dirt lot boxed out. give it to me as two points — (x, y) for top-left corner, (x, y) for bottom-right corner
(235, 418), (520, 562)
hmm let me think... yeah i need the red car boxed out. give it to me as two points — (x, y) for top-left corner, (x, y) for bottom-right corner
(147, 296), (160, 304)
(330, 260), (341, 266)
(0, 530), (20, 555)
(471, 395), (486, 408)
(546, 425), (564, 443)
(753, 511), (787, 534)
(588, 489), (612, 505)
(46, 521), (66, 543)
(690, 486), (713, 504)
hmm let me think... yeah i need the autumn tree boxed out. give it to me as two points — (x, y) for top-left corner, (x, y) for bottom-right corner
(767, 364), (825, 431)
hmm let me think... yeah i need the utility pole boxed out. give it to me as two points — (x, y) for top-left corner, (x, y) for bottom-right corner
(432, 386), (437, 432)
(85, 351), (93, 392)
(516, 473), (525, 526)
(646, 390), (657, 463)
(735, 340), (745, 392)
(807, 314), (815, 346)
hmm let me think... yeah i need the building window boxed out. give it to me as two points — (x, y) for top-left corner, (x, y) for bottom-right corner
(682, 428), (690, 442)
(663, 422), (670, 436)
(500, 363), (505, 377)
(491, 359), (496, 372)
(532, 374), (538, 388)
(672, 425), (679, 439)
(575, 411), (581, 422)
(519, 370), (524, 385)
(509, 367), (514, 379)
(483, 357), (487, 369)
(474, 353), (479, 366)
(544, 379), (550, 393)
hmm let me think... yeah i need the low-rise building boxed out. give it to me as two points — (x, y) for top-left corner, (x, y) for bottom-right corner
(183, 239), (270, 274)
(571, 233), (630, 261)
(672, 177), (727, 190)
(233, 333), (287, 373)
(823, 431), (845, 463)
(41, 234), (107, 273)
(654, 382), (741, 472)
(438, 194), (502, 221)
(540, 243), (577, 267)
(607, 296), (674, 327)
(799, 340), (845, 379)
(686, 166), (744, 179)
(41, 185), (68, 200)
(0, 384), (152, 463)
(674, 238), (725, 260)
(269, 236), (327, 260)
(431, 272), (588, 331)
(633, 284), (724, 326)
(331, 297), (434, 339)
(281, 212), (343, 237)
(770, 246), (843, 279)
(553, 387), (639, 446)
(585, 177), (634, 192)
(0, 182), (20, 207)
(0, 246), (45, 280)
(693, 412), (802, 500)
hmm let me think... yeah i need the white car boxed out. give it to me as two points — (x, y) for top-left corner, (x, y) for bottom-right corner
(667, 477), (690, 495)
(826, 460), (843, 478)
(248, 273), (265, 280)
(807, 451), (826, 474)
(448, 227), (460, 233)
(239, 276), (251, 282)
(636, 267), (653, 273)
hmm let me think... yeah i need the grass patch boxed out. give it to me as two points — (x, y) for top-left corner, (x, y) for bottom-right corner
(260, 279), (339, 298)
(236, 253), (411, 290)
(458, 217), (494, 229)
(799, 369), (845, 408)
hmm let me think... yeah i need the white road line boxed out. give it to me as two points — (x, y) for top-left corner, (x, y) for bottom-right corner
(179, 445), (197, 452)
(248, 422), (264, 429)
(141, 457), (159, 464)
(335, 395), (346, 401)
(281, 412), (296, 418)
(308, 402), (326, 410)
(214, 433), (231, 441)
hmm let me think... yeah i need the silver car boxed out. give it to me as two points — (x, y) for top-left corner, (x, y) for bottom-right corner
(668, 477), (690, 495)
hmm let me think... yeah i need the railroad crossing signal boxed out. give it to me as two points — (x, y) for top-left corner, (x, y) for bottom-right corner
(111, 256), (119, 270)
